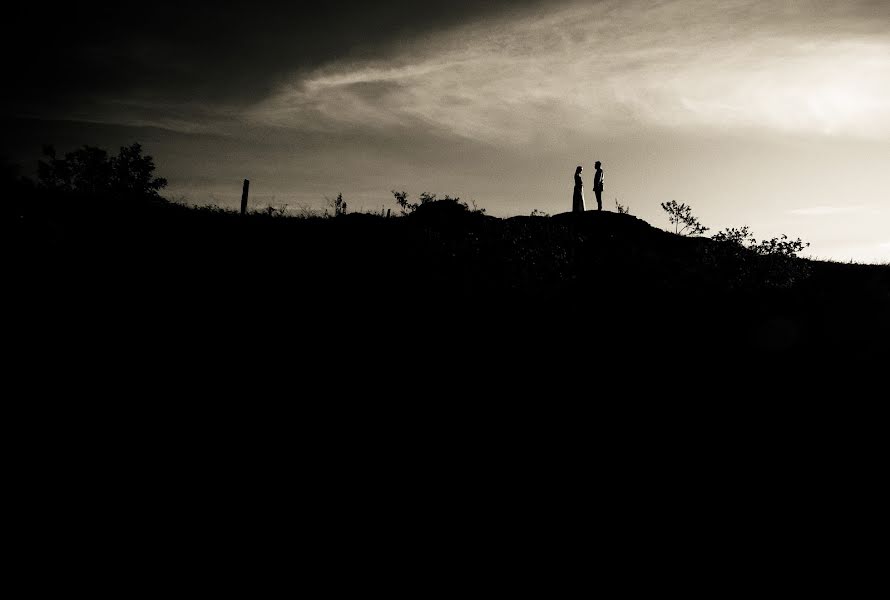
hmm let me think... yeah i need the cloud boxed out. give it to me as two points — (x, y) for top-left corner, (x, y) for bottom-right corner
(787, 205), (867, 216)
(5, 0), (555, 116)
(246, 0), (890, 144)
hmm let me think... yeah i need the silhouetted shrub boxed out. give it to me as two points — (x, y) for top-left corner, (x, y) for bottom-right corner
(392, 190), (484, 216)
(262, 204), (289, 217)
(713, 226), (756, 248)
(713, 226), (809, 258)
(752, 234), (809, 258)
(710, 226), (811, 288)
(325, 193), (348, 217)
(392, 190), (417, 215)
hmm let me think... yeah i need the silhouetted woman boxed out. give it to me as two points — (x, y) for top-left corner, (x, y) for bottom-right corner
(573, 166), (585, 213)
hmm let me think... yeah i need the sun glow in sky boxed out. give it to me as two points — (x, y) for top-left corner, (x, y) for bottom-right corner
(6, 0), (890, 262)
(250, 4), (890, 143)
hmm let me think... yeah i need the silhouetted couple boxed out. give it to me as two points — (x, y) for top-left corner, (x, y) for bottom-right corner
(572, 161), (604, 213)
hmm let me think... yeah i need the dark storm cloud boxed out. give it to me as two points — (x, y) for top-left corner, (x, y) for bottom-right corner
(5, 0), (553, 115)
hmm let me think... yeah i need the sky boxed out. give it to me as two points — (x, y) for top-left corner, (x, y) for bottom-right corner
(4, 0), (890, 262)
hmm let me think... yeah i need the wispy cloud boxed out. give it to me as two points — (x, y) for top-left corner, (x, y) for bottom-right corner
(39, 98), (243, 136)
(787, 205), (867, 216)
(246, 0), (890, 144)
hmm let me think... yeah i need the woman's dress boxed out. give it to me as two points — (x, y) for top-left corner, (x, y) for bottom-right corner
(573, 173), (585, 212)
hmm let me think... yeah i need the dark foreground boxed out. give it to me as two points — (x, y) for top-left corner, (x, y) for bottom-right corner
(7, 191), (890, 388)
(6, 191), (887, 564)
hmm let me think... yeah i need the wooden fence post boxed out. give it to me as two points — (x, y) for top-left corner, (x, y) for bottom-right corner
(240, 179), (250, 215)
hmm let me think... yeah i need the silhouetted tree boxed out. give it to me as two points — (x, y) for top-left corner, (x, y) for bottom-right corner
(661, 200), (709, 236)
(110, 143), (167, 196)
(37, 143), (167, 197)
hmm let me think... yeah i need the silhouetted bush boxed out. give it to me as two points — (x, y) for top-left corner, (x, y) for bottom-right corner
(325, 193), (348, 217)
(713, 226), (809, 258)
(392, 190), (417, 215)
(752, 234), (809, 258)
(261, 204), (290, 217)
(710, 226), (811, 288)
(391, 190), (485, 216)
(712, 226), (756, 248)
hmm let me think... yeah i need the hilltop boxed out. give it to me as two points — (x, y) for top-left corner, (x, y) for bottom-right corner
(7, 190), (888, 372)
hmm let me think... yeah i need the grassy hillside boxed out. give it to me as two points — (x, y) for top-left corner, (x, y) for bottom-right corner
(6, 186), (889, 376)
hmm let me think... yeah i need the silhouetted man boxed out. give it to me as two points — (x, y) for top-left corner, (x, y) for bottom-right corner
(593, 161), (604, 211)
